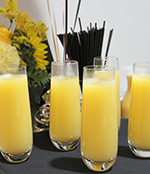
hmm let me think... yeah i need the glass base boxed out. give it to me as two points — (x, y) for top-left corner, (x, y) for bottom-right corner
(81, 154), (116, 172)
(128, 143), (150, 158)
(51, 138), (80, 151)
(1, 148), (32, 163)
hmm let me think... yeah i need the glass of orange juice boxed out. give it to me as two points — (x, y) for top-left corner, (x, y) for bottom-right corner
(49, 60), (81, 151)
(128, 62), (150, 158)
(93, 56), (121, 130)
(0, 65), (33, 163)
(121, 66), (133, 119)
(81, 65), (118, 172)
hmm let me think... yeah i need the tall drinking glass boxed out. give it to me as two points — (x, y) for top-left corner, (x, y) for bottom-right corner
(93, 56), (120, 130)
(128, 62), (150, 158)
(0, 65), (33, 163)
(81, 65), (118, 172)
(121, 66), (133, 119)
(50, 60), (81, 151)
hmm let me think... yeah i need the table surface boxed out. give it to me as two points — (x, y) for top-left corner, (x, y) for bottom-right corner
(0, 118), (150, 174)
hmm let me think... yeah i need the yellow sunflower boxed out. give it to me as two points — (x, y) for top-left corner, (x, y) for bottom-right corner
(29, 34), (49, 70)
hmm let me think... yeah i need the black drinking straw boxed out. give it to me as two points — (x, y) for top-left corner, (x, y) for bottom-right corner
(73, 0), (82, 31)
(78, 17), (83, 84)
(104, 29), (113, 65)
(93, 24), (99, 57)
(63, 0), (68, 60)
(78, 17), (82, 32)
(70, 27), (74, 34)
(95, 23), (97, 29)
(98, 21), (105, 57)
(105, 29), (113, 57)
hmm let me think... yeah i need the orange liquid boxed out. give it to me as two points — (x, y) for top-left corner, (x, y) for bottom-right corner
(128, 75), (150, 149)
(50, 76), (81, 143)
(0, 74), (32, 154)
(116, 71), (121, 129)
(121, 75), (132, 118)
(81, 78), (118, 161)
(94, 70), (120, 129)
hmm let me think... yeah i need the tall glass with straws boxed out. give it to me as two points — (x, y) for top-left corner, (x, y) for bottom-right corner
(50, 60), (81, 151)
(93, 57), (120, 130)
(81, 65), (118, 172)
(128, 62), (150, 158)
(0, 65), (33, 163)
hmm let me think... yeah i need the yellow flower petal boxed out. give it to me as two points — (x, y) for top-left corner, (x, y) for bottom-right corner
(0, 7), (7, 17)
(2, 0), (18, 20)
(0, 27), (13, 44)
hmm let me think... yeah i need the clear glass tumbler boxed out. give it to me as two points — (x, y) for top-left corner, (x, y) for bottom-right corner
(93, 56), (121, 130)
(128, 62), (150, 158)
(81, 65), (118, 172)
(0, 65), (33, 163)
(50, 60), (81, 151)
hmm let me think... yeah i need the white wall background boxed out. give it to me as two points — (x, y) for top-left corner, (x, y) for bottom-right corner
(1, 0), (150, 95)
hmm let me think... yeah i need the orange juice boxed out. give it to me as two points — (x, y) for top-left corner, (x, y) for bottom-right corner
(128, 75), (150, 149)
(94, 70), (113, 79)
(50, 76), (80, 143)
(94, 70), (120, 129)
(81, 78), (118, 161)
(116, 71), (121, 129)
(0, 74), (33, 154)
(121, 75), (132, 118)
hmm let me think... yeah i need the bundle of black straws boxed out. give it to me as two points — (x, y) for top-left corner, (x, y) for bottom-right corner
(58, 20), (113, 88)
(57, 0), (113, 88)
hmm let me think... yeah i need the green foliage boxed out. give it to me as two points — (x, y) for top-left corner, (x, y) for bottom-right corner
(27, 67), (51, 88)
(11, 29), (51, 104)
(11, 29), (51, 87)
(29, 84), (45, 104)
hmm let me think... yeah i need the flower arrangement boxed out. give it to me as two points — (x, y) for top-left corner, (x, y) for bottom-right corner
(0, 0), (51, 104)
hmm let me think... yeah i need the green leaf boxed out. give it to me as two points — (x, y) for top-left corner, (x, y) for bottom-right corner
(27, 67), (51, 88)
(29, 85), (44, 104)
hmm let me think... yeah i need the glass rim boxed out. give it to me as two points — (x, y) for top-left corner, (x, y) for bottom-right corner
(83, 65), (115, 71)
(0, 64), (27, 74)
(133, 61), (150, 67)
(94, 56), (119, 61)
(0, 64), (26, 68)
(52, 60), (78, 65)
(0, 64), (26, 72)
